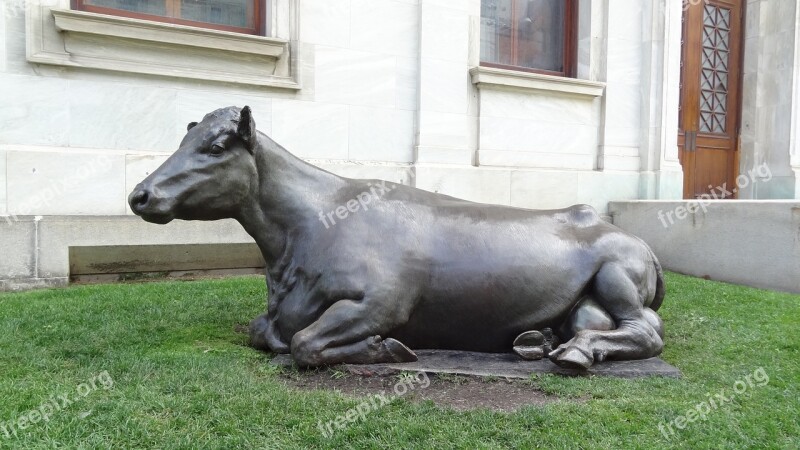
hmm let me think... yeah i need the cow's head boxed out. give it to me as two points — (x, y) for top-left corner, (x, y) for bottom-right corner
(128, 106), (258, 224)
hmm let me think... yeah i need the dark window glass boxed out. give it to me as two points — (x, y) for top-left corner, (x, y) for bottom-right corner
(480, 0), (574, 76)
(77, 0), (262, 35)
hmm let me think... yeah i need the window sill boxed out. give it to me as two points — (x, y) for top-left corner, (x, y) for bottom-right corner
(26, 6), (299, 89)
(469, 66), (604, 99)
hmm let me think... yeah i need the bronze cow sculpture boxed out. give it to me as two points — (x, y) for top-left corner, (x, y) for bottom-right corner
(129, 106), (666, 370)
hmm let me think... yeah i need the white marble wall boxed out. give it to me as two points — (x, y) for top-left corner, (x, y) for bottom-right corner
(741, 0), (799, 199)
(0, 0), (690, 223)
(477, 89), (601, 170)
(0, 0), (421, 218)
(0, 150), (6, 214)
(415, 0), (478, 165)
(470, 0), (682, 202)
(599, 1), (645, 172)
(638, 0), (684, 199)
(414, 165), (640, 213)
(7, 150), (126, 216)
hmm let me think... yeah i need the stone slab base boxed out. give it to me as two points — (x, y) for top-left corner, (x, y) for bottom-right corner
(270, 350), (681, 379)
(0, 277), (68, 292)
(0, 216), (257, 292)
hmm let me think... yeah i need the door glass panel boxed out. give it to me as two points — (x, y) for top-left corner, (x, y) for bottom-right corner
(699, 4), (731, 134)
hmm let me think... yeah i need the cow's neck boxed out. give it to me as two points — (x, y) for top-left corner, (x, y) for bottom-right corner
(237, 132), (343, 274)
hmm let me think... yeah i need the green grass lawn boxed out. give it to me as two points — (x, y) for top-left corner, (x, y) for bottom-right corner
(0, 273), (797, 449)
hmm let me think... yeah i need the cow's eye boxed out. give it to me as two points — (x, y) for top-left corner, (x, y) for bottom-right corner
(209, 144), (225, 156)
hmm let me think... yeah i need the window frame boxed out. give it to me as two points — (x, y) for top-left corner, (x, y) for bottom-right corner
(71, 0), (266, 36)
(480, 0), (578, 78)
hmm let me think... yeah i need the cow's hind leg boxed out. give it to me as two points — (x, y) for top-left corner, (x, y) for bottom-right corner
(290, 299), (417, 367)
(549, 263), (663, 370)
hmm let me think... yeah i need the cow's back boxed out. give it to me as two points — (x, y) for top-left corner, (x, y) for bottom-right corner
(326, 185), (612, 350)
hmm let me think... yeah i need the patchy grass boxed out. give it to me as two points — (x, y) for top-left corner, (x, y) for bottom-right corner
(0, 273), (797, 449)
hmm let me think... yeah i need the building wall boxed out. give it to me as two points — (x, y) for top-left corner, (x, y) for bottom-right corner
(3, 0), (799, 290)
(0, 0), (692, 289)
(0, 0), (686, 224)
(741, 0), (800, 199)
(1, 0), (422, 219)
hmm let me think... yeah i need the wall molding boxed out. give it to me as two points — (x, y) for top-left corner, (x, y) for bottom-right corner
(53, 9), (287, 57)
(470, 66), (605, 98)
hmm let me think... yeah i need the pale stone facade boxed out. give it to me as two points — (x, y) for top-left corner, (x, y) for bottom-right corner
(1, 0), (690, 218)
(740, 0), (800, 199)
(0, 0), (798, 288)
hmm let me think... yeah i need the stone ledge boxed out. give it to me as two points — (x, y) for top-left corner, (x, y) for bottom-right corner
(271, 350), (682, 379)
(609, 200), (800, 294)
(0, 277), (69, 292)
(52, 9), (287, 57)
(470, 66), (606, 98)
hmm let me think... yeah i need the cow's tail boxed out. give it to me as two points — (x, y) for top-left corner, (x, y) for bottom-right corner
(646, 247), (665, 312)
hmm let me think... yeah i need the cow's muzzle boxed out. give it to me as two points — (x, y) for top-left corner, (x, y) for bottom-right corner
(128, 184), (174, 224)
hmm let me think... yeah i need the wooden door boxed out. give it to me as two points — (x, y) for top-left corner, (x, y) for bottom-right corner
(679, 0), (743, 199)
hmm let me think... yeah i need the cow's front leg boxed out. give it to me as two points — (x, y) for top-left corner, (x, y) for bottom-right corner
(290, 299), (417, 367)
(249, 313), (290, 353)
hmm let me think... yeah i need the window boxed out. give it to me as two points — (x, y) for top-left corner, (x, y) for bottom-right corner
(73, 0), (265, 35)
(480, 0), (576, 77)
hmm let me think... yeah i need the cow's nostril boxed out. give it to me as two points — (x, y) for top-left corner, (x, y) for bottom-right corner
(130, 190), (150, 211)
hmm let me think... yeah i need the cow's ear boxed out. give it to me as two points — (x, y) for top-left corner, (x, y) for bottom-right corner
(238, 106), (257, 152)
(187, 121), (198, 131)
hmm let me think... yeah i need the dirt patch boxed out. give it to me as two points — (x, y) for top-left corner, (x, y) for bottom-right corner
(281, 368), (560, 412)
(233, 322), (250, 335)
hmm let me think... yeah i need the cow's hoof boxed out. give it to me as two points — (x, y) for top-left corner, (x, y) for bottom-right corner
(514, 330), (545, 346)
(384, 338), (418, 363)
(550, 347), (593, 370)
(249, 315), (289, 353)
(514, 346), (545, 360)
(513, 330), (545, 360)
